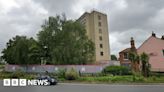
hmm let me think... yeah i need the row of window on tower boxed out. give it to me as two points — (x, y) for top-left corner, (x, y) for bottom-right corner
(98, 15), (104, 56)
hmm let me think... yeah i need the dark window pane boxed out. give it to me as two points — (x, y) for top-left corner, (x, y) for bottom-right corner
(99, 36), (102, 40)
(124, 53), (128, 59)
(99, 29), (102, 34)
(98, 15), (101, 20)
(98, 22), (101, 26)
(100, 44), (103, 48)
(100, 52), (104, 56)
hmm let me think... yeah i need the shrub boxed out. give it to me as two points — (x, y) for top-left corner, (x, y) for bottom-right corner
(56, 69), (66, 78)
(11, 69), (25, 78)
(103, 66), (130, 75)
(65, 68), (79, 80)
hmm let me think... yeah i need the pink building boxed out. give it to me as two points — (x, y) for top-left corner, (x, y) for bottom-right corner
(138, 33), (164, 72)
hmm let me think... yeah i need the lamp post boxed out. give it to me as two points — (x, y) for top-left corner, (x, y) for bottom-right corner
(41, 45), (48, 65)
(44, 46), (48, 65)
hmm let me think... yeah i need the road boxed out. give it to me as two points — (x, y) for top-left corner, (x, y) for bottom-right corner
(0, 83), (164, 92)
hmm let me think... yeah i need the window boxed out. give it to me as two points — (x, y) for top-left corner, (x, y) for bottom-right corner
(99, 36), (102, 41)
(124, 53), (128, 59)
(98, 22), (101, 27)
(98, 15), (101, 20)
(163, 50), (164, 56)
(100, 44), (103, 48)
(100, 52), (104, 56)
(99, 29), (102, 34)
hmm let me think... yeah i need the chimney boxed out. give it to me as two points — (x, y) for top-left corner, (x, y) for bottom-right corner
(130, 37), (136, 49)
(161, 35), (164, 40)
(152, 31), (156, 37)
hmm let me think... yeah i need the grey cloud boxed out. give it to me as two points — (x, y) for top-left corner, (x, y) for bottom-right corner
(1, 0), (164, 56)
(0, 0), (48, 55)
(110, 0), (164, 32)
(33, 0), (78, 19)
(93, 0), (164, 55)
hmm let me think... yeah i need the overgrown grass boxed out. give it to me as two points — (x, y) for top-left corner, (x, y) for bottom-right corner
(0, 71), (164, 83)
(0, 71), (37, 79)
(77, 75), (164, 83)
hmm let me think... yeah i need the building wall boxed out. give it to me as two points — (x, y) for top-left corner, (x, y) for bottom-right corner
(137, 36), (164, 72)
(5, 64), (110, 73)
(78, 11), (111, 64)
(119, 52), (131, 67)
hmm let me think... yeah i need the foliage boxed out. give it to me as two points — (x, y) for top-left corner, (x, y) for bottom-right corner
(78, 76), (146, 83)
(103, 66), (130, 75)
(111, 55), (117, 60)
(128, 52), (140, 72)
(56, 68), (66, 78)
(1, 15), (95, 65)
(11, 69), (25, 78)
(1, 36), (41, 64)
(65, 68), (79, 80)
(37, 15), (95, 65)
(140, 52), (150, 77)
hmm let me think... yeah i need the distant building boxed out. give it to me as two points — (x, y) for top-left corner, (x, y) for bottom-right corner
(119, 37), (137, 68)
(78, 11), (111, 64)
(138, 32), (164, 72)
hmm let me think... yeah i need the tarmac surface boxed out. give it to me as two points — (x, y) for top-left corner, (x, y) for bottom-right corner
(0, 82), (164, 92)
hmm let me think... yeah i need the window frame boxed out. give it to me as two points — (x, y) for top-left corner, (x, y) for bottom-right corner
(124, 52), (128, 59)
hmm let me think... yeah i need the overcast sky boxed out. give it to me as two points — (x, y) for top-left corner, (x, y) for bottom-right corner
(0, 0), (164, 57)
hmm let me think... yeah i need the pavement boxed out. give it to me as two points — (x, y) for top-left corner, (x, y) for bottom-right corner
(0, 82), (164, 92)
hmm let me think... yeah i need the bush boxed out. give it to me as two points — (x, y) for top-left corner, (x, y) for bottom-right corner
(65, 68), (79, 80)
(103, 66), (130, 75)
(11, 69), (25, 78)
(56, 69), (66, 78)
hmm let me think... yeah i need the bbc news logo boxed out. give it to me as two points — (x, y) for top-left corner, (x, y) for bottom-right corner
(3, 79), (49, 86)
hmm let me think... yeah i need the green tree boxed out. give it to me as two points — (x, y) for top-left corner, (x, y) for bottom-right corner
(140, 52), (150, 77)
(28, 38), (42, 64)
(128, 52), (140, 72)
(37, 15), (95, 65)
(1, 36), (41, 65)
(111, 55), (117, 60)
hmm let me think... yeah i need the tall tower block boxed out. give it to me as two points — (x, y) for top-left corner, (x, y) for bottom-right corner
(78, 10), (111, 64)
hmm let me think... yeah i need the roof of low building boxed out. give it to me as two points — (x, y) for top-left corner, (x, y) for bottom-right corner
(119, 48), (131, 53)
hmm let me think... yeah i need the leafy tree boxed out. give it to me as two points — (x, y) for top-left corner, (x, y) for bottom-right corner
(111, 55), (117, 60)
(28, 38), (42, 64)
(128, 52), (140, 72)
(37, 15), (95, 65)
(1, 36), (41, 64)
(140, 52), (150, 77)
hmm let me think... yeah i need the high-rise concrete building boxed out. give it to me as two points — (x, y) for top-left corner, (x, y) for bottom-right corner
(78, 10), (111, 64)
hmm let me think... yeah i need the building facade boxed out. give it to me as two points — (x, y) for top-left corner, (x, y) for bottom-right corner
(78, 11), (111, 64)
(119, 32), (164, 72)
(138, 33), (164, 72)
(119, 37), (137, 68)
